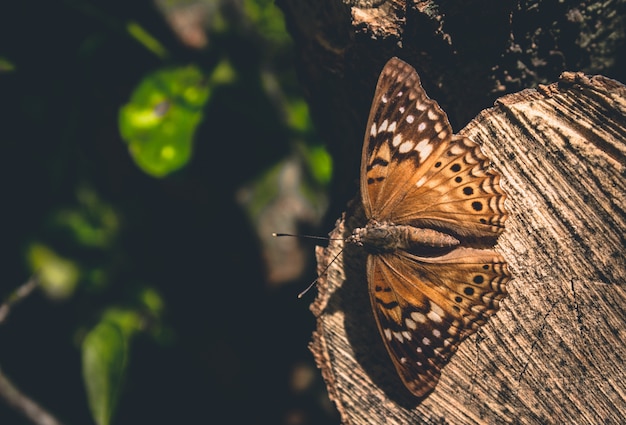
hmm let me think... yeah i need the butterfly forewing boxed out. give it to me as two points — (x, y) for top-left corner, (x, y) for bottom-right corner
(362, 58), (507, 238)
(361, 58), (453, 221)
(355, 57), (510, 398)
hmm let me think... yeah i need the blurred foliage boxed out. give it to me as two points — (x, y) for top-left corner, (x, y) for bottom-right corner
(126, 21), (169, 59)
(0, 56), (16, 72)
(119, 65), (211, 177)
(82, 320), (129, 425)
(27, 243), (81, 300)
(0, 0), (335, 424)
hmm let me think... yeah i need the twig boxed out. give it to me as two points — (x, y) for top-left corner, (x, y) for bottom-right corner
(0, 275), (39, 325)
(0, 368), (65, 425)
(0, 276), (66, 425)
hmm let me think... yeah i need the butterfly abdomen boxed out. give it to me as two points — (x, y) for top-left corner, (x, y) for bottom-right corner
(350, 220), (459, 253)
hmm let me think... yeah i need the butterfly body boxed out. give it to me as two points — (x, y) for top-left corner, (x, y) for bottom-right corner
(350, 220), (460, 253)
(354, 57), (510, 398)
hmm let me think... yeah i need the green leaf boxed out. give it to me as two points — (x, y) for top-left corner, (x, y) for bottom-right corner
(82, 321), (128, 425)
(53, 185), (120, 249)
(126, 21), (168, 59)
(119, 65), (211, 177)
(307, 144), (333, 185)
(27, 243), (80, 300)
(243, 0), (290, 44)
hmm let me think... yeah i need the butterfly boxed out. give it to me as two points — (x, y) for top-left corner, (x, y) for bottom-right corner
(348, 57), (510, 397)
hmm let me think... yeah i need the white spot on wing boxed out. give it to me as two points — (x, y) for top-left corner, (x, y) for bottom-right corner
(422, 337), (431, 345)
(399, 140), (414, 153)
(430, 301), (445, 318)
(418, 122), (426, 131)
(434, 122), (443, 133)
(411, 312), (427, 323)
(427, 309), (443, 323)
(378, 119), (388, 133)
(384, 328), (392, 341)
(414, 140), (433, 161)
(449, 143), (465, 155)
(427, 301), (445, 323)
(382, 94), (388, 103)
(402, 331), (412, 341)
(399, 106), (405, 114)
(370, 123), (377, 136)
(432, 329), (441, 338)
(427, 109), (439, 120)
(406, 114), (414, 124)
(387, 121), (397, 132)
(405, 318), (417, 330)
(392, 134), (403, 147)
(393, 331), (404, 343)
(416, 102), (427, 111)
(397, 91), (403, 97)
(416, 176), (427, 187)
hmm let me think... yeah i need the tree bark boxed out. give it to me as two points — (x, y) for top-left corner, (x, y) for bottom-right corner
(277, 0), (626, 220)
(276, 1), (626, 423)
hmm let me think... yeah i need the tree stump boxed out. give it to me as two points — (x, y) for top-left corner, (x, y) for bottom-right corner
(309, 72), (626, 423)
(275, 0), (626, 422)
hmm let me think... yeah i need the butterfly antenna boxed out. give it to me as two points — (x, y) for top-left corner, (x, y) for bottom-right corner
(272, 232), (345, 298)
(272, 232), (343, 241)
(297, 247), (344, 299)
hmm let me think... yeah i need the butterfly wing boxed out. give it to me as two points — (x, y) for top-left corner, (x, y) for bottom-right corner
(361, 58), (452, 221)
(361, 58), (507, 239)
(381, 134), (508, 239)
(368, 247), (510, 397)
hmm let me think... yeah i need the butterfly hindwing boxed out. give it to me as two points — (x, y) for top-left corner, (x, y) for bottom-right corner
(387, 135), (508, 239)
(368, 248), (510, 397)
(367, 254), (458, 397)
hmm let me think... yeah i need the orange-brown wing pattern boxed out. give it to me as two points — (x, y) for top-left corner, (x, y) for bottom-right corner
(367, 247), (510, 397)
(356, 57), (510, 398)
(361, 58), (507, 240)
(361, 58), (452, 220)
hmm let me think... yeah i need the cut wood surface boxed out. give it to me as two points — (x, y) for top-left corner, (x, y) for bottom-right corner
(309, 72), (626, 424)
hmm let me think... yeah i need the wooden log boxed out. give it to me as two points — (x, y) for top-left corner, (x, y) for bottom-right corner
(309, 72), (626, 424)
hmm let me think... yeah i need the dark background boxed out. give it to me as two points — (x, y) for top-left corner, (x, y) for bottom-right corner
(0, 0), (335, 424)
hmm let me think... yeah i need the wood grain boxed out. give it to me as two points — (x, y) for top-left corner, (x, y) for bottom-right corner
(309, 72), (626, 424)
